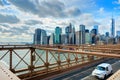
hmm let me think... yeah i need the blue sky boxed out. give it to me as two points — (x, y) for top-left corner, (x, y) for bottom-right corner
(0, 0), (120, 42)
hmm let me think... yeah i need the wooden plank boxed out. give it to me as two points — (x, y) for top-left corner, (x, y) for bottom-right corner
(0, 61), (20, 80)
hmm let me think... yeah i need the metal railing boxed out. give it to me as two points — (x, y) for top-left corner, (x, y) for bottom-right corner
(0, 45), (120, 80)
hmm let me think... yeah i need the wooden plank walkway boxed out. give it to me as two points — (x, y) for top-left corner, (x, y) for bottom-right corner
(0, 61), (20, 80)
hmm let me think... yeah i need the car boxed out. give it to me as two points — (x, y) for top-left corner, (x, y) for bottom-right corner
(92, 63), (113, 79)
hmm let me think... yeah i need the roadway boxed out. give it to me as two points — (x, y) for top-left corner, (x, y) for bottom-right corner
(49, 58), (120, 80)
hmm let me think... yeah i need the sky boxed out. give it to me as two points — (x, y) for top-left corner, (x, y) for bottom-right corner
(0, 0), (120, 42)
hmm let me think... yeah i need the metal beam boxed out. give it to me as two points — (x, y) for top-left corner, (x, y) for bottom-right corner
(35, 47), (120, 59)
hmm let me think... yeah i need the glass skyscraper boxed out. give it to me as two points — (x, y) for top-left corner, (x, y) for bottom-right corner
(117, 31), (120, 37)
(41, 30), (47, 45)
(85, 29), (90, 44)
(65, 23), (72, 44)
(49, 33), (55, 45)
(111, 18), (115, 38)
(34, 28), (47, 45)
(55, 27), (62, 44)
(34, 29), (41, 44)
(94, 25), (98, 35)
(91, 29), (97, 44)
(79, 24), (85, 44)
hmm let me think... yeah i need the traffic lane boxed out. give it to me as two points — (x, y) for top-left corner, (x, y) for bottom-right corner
(82, 60), (120, 80)
(52, 59), (119, 80)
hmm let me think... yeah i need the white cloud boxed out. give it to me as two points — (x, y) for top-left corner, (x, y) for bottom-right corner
(0, 0), (120, 42)
(113, 0), (120, 4)
(98, 7), (104, 14)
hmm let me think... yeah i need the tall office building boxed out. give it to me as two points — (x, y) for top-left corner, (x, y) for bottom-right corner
(111, 17), (115, 38)
(116, 31), (120, 37)
(105, 32), (109, 37)
(41, 30), (47, 45)
(34, 29), (42, 44)
(116, 31), (120, 44)
(91, 29), (97, 44)
(65, 23), (73, 44)
(85, 29), (90, 44)
(61, 34), (66, 44)
(34, 28), (47, 45)
(75, 31), (80, 45)
(55, 27), (62, 44)
(79, 24), (85, 44)
(71, 27), (76, 44)
(94, 25), (98, 35)
(49, 33), (55, 45)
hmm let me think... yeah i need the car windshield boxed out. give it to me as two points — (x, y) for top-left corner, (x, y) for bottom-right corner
(96, 66), (106, 71)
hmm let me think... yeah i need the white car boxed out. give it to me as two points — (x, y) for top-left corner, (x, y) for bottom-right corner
(92, 63), (113, 79)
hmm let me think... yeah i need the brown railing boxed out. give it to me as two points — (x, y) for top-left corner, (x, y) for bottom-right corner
(0, 44), (120, 80)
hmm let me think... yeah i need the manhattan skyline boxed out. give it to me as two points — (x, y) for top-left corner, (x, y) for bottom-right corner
(0, 0), (120, 42)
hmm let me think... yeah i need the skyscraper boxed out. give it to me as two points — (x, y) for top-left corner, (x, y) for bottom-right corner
(91, 29), (97, 44)
(75, 31), (80, 45)
(105, 32), (109, 37)
(71, 27), (76, 44)
(41, 30), (47, 45)
(79, 24), (85, 44)
(61, 34), (66, 44)
(111, 17), (115, 38)
(55, 27), (62, 44)
(34, 28), (47, 45)
(94, 25), (98, 35)
(85, 29), (90, 44)
(116, 31), (120, 44)
(49, 33), (55, 45)
(65, 23), (73, 44)
(34, 29), (42, 44)
(116, 31), (120, 37)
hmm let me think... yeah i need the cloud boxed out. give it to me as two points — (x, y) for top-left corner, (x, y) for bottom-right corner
(64, 7), (81, 17)
(0, 14), (20, 23)
(25, 20), (43, 25)
(1, 0), (10, 6)
(98, 7), (104, 14)
(63, 0), (96, 11)
(0, 23), (31, 35)
(0, 0), (3, 6)
(0, 23), (33, 42)
(79, 13), (100, 27)
(9, 0), (81, 18)
(8, 0), (37, 13)
(113, 0), (120, 4)
(0, 23), (10, 28)
(9, 26), (31, 36)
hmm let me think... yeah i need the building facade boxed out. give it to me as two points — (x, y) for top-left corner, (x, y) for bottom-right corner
(79, 24), (85, 44)
(49, 33), (55, 45)
(34, 28), (47, 45)
(55, 27), (62, 44)
(111, 18), (115, 38)
(94, 25), (98, 35)
(34, 29), (42, 44)
(85, 29), (90, 44)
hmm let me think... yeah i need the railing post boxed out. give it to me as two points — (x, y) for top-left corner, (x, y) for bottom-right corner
(75, 53), (78, 64)
(45, 50), (49, 73)
(9, 49), (13, 70)
(57, 52), (61, 70)
(67, 53), (70, 67)
(29, 48), (35, 76)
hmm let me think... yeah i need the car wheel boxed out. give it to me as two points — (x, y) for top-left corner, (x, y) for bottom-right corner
(110, 70), (113, 75)
(104, 75), (106, 79)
